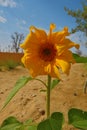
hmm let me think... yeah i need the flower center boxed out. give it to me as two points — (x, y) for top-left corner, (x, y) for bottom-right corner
(43, 48), (51, 56)
(39, 43), (57, 62)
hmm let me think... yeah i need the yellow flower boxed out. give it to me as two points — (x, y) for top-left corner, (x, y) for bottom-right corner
(20, 23), (79, 78)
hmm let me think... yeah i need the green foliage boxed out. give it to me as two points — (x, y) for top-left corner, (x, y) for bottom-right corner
(64, 0), (87, 35)
(5, 60), (19, 70)
(68, 108), (87, 130)
(0, 76), (48, 111)
(73, 53), (87, 63)
(0, 116), (37, 130)
(50, 79), (60, 90)
(40, 79), (60, 92)
(0, 116), (22, 130)
(1, 109), (87, 130)
(1, 76), (33, 111)
(51, 112), (64, 128)
(37, 112), (64, 130)
(0, 60), (20, 70)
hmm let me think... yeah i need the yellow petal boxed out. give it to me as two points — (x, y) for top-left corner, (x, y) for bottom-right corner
(49, 26), (69, 44)
(20, 31), (38, 49)
(20, 25), (48, 49)
(53, 65), (60, 79)
(30, 26), (47, 43)
(56, 39), (80, 56)
(62, 39), (80, 49)
(58, 50), (76, 63)
(48, 23), (56, 42)
(50, 23), (56, 34)
(22, 53), (48, 77)
(44, 64), (51, 74)
(56, 59), (71, 75)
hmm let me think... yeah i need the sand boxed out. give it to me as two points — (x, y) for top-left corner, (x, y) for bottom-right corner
(0, 63), (87, 130)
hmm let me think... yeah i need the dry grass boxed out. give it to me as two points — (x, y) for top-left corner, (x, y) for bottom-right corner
(0, 52), (23, 71)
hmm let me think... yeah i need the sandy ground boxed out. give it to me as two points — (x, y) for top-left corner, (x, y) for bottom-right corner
(0, 63), (87, 130)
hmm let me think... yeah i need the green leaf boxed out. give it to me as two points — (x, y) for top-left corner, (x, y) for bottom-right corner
(0, 117), (37, 130)
(68, 108), (87, 130)
(50, 79), (60, 90)
(72, 120), (87, 129)
(1, 116), (21, 127)
(0, 124), (21, 130)
(27, 125), (37, 130)
(51, 112), (64, 129)
(24, 119), (33, 125)
(37, 118), (62, 130)
(0, 116), (22, 130)
(24, 119), (37, 130)
(1, 76), (33, 110)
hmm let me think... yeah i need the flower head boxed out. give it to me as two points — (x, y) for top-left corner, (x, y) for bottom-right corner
(20, 24), (79, 78)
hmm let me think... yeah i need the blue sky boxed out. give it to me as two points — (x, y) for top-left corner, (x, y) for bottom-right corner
(0, 0), (87, 55)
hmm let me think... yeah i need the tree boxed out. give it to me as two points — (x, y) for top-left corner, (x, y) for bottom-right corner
(64, 0), (87, 35)
(11, 32), (24, 53)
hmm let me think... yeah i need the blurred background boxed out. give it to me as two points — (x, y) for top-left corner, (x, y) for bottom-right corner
(0, 0), (87, 56)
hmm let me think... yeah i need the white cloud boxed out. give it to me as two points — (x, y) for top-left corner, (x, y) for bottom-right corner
(0, 0), (16, 7)
(0, 16), (7, 23)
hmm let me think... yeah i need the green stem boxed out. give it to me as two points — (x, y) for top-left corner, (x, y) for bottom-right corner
(35, 78), (47, 88)
(47, 75), (51, 118)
